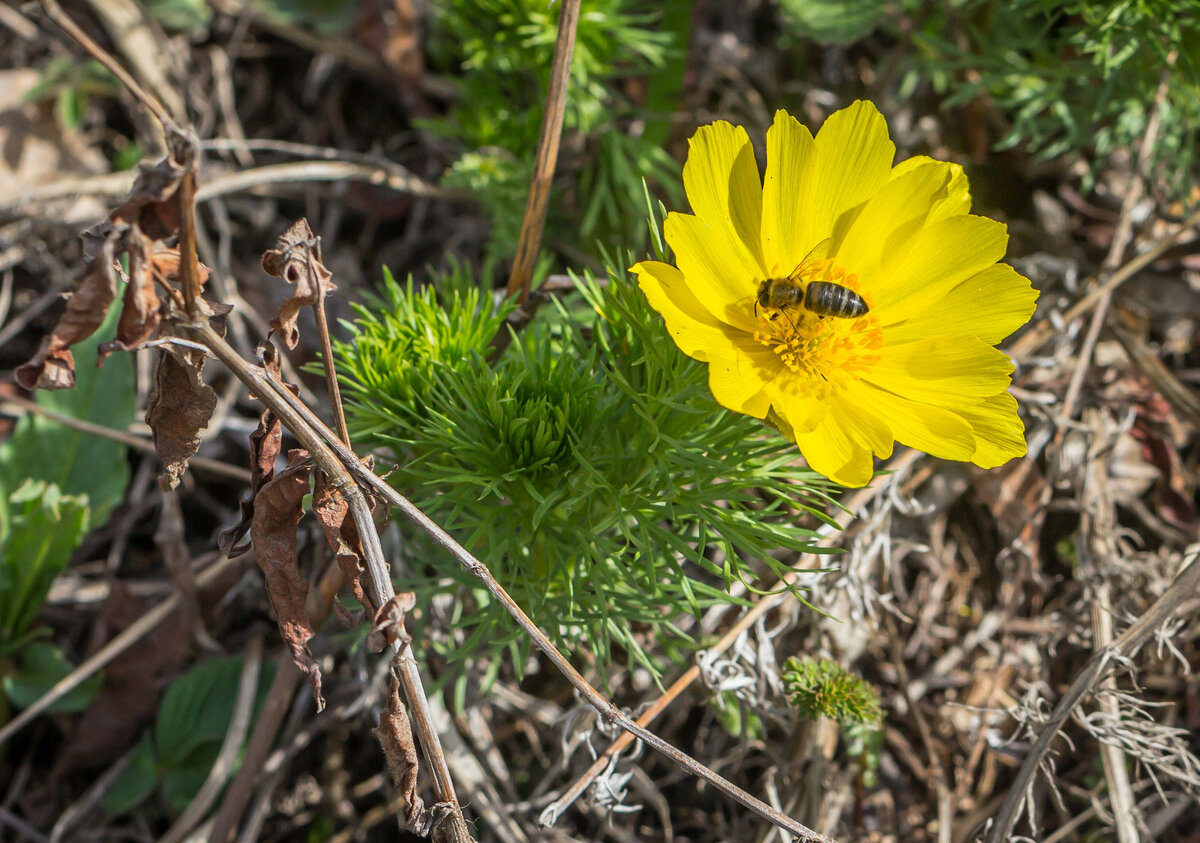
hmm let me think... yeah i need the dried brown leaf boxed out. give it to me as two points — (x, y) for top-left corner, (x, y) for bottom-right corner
(95, 229), (162, 361)
(312, 470), (375, 625)
(1131, 393), (1197, 530)
(369, 592), (416, 653)
(375, 673), (427, 832)
(109, 151), (191, 240)
(251, 449), (324, 710)
(14, 236), (118, 390)
(145, 337), (217, 492)
(262, 218), (335, 349)
(354, 0), (427, 111)
(220, 346), (296, 557)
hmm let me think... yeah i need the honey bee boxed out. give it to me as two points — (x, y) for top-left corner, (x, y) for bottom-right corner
(756, 277), (869, 320)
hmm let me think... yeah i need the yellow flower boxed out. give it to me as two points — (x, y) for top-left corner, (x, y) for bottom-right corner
(631, 102), (1038, 487)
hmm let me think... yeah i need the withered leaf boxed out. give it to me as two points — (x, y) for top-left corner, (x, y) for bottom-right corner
(98, 237), (215, 363)
(262, 218), (335, 349)
(14, 236), (118, 390)
(99, 228), (161, 360)
(375, 673), (427, 833)
(109, 150), (192, 240)
(312, 470), (375, 624)
(220, 344), (298, 557)
(251, 449), (324, 710)
(145, 336), (217, 492)
(368, 592), (415, 653)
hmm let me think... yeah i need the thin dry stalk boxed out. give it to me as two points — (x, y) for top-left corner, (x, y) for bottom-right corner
(0, 554), (245, 748)
(505, 0), (581, 302)
(540, 450), (922, 825)
(192, 324), (475, 841)
(984, 548), (1200, 843)
(0, 395), (251, 482)
(256, 364), (833, 841)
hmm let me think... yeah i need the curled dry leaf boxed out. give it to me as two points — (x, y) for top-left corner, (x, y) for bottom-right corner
(251, 449), (324, 710)
(368, 591), (416, 653)
(220, 344), (297, 557)
(14, 234), (118, 390)
(145, 324), (218, 492)
(312, 469), (376, 626)
(109, 148), (193, 241)
(375, 673), (428, 834)
(262, 218), (335, 349)
(101, 240), (215, 361)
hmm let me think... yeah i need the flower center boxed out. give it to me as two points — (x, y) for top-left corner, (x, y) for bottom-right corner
(753, 261), (883, 395)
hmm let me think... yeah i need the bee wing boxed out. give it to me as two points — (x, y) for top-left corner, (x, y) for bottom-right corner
(791, 237), (834, 279)
(803, 237), (834, 264)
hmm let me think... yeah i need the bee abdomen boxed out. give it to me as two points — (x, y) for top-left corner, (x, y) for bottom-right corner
(804, 282), (869, 318)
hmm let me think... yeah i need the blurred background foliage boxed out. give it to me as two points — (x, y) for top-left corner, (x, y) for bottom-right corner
(781, 0), (1200, 197)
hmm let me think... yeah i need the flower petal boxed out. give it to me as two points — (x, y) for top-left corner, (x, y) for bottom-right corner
(869, 214), (1009, 322)
(848, 380), (977, 461)
(957, 391), (1027, 467)
(796, 101), (896, 254)
(791, 399), (890, 487)
(681, 121), (766, 281)
(891, 156), (971, 221)
(761, 111), (817, 273)
(880, 263), (1039, 346)
(836, 161), (954, 285)
(763, 373), (833, 436)
(633, 260), (776, 416)
(665, 212), (761, 331)
(864, 335), (1015, 407)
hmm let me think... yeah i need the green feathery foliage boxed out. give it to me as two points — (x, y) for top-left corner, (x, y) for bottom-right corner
(332, 252), (840, 697)
(782, 656), (883, 726)
(780, 0), (1200, 199)
(782, 655), (884, 786)
(424, 0), (686, 258)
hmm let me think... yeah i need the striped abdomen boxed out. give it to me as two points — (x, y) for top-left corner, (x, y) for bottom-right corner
(804, 282), (868, 319)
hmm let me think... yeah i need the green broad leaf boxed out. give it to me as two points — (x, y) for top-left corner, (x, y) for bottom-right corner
(778, 0), (888, 45)
(155, 656), (247, 766)
(153, 655), (276, 808)
(0, 482), (89, 652)
(2, 640), (103, 712)
(161, 742), (220, 812)
(101, 732), (159, 815)
(0, 303), (133, 529)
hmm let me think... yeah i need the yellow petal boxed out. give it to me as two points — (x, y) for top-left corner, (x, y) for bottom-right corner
(848, 380), (977, 461)
(665, 213), (760, 331)
(891, 157), (971, 220)
(680, 121), (766, 282)
(763, 372), (833, 435)
(707, 353), (775, 418)
(792, 406), (887, 487)
(794, 101), (896, 254)
(633, 260), (776, 416)
(959, 391), (1027, 468)
(836, 161), (953, 283)
(761, 111), (817, 273)
(865, 336), (1015, 407)
(870, 214), (1009, 322)
(880, 263), (1039, 346)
